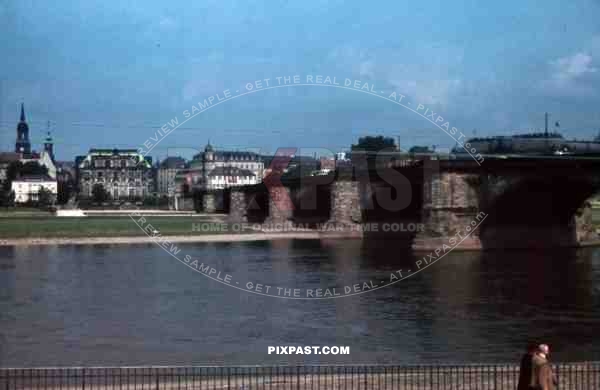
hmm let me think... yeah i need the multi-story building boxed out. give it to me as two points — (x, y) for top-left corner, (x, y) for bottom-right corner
(182, 143), (264, 191)
(75, 149), (154, 199)
(11, 175), (57, 204)
(205, 166), (259, 189)
(157, 156), (186, 195)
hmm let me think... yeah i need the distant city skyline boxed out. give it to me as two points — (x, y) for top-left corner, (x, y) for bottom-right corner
(2, 0), (600, 161)
(4, 101), (600, 163)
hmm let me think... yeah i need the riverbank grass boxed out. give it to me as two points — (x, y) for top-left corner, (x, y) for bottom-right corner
(0, 215), (248, 238)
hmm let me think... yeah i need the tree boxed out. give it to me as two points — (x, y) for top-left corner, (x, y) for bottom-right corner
(20, 161), (48, 177)
(3, 161), (22, 193)
(37, 187), (53, 208)
(182, 182), (190, 195)
(158, 195), (169, 207)
(2, 161), (50, 202)
(57, 179), (76, 205)
(7, 190), (15, 207)
(0, 190), (15, 208)
(91, 183), (109, 203)
(143, 195), (157, 207)
(350, 136), (396, 152)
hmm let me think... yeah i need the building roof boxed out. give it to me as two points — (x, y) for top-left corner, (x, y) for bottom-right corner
(193, 150), (261, 161)
(76, 149), (152, 168)
(88, 148), (140, 155)
(0, 152), (21, 163)
(14, 174), (55, 182)
(208, 166), (256, 177)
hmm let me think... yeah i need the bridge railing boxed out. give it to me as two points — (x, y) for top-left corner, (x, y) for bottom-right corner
(1, 363), (599, 390)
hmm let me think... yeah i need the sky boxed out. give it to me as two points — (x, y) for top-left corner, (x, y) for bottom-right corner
(1, 0), (600, 161)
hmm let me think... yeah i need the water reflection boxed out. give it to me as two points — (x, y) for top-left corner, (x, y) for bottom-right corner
(0, 241), (599, 366)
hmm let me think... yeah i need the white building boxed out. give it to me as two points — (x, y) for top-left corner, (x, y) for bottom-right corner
(11, 175), (57, 204)
(206, 166), (258, 189)
(182, 142), (264, 191)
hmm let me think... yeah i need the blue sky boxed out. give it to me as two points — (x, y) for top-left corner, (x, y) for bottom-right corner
(2, 0), (600, 161)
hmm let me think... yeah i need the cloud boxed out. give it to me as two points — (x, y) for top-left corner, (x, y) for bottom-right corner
(551, 52), (596, 81)
(326, 44), (464, 107)
(388, 78), (462, 106)
(542, 45), (598, 97)
(159, 16), (176, 29)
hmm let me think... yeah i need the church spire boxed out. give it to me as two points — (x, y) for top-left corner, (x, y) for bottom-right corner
(44, 122), (55, 162)
(15, 102), (31, 155)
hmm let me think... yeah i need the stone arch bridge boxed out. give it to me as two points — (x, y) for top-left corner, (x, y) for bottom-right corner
(200, 155), (600, 250)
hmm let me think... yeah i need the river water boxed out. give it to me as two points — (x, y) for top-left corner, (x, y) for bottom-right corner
(1, 239), (599, 366)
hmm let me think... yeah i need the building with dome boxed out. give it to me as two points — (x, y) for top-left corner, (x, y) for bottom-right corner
(180, 142), (264, 191)
(172, 142), (264, 211)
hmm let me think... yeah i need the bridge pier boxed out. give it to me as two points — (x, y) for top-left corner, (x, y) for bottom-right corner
(415, 171), (482, 249)
(264, 186), (293, 226)
(326, 181), (361, 227)
(202, 192), (216, 213)
(575, 201), (596, 243)
(228, 190), (248, 223)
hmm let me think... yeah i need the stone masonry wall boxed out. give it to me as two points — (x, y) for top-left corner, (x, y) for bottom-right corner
(202, 193), (216, 213)
(419, 172), (481, 239)
(264, 186), (293, 225)
(228, 190), (247, 223)
(328, 181), (361, 226)
(575, 201), (597, 243)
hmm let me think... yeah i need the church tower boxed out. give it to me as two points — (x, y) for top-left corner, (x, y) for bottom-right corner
(44, 122), (55, 162)
(15, 103), (31, 154)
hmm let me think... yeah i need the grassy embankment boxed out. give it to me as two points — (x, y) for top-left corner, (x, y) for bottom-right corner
(2, 202), (600, 239)
(0, 211), (249, 238)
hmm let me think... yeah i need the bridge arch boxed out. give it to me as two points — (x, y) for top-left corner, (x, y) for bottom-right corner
(479, 173), (599, 249)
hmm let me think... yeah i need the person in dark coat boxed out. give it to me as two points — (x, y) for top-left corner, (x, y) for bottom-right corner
(517, 342), (538, 390)
(530, 344), (556, 390)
